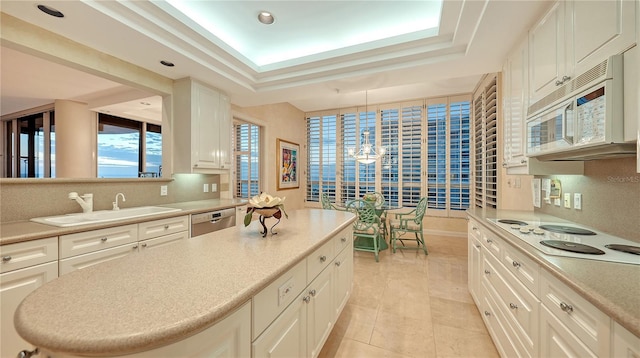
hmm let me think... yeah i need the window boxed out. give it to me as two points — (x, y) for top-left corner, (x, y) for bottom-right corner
(306, 95), (471, 218)
(3, 109), (55, 178)
(98, 113), (162, 178)
(234, 121), (261, 199)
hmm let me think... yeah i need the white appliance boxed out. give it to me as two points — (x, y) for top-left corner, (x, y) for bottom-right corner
(526, 54), (636, 161)
(487, 217), (640, 266)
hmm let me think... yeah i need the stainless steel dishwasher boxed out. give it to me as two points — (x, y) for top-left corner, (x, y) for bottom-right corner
(190, 208), (236, 237)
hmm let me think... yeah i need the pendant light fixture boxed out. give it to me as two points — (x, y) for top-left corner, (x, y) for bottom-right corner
(347, 91), (386, 164)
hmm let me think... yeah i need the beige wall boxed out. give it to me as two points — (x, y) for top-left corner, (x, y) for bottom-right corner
(55, 100), (97, 177)
(232, 103), (307, 211)
(0, 174), (220, 223)
(535, 157), (639, 242)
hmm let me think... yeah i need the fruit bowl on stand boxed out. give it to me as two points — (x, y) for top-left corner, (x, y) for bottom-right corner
(244, 193), (288, 237)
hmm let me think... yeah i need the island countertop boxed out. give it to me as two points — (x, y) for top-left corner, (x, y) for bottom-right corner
(14, 209), (355, 357)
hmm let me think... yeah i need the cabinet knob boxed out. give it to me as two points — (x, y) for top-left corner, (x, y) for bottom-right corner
(486, 238), (493, 244)
(132, 245), (138, 250)
(561, 75), (571, 82)
(2, 256), (12, 262)
(509, 303), (518, 310)
(341, 237), (347, 243)
(164, 225), (170, 230)
(502, 162), (507, 167)
(309, 289), (316, 297)
(560, 302), (574, 313)
(335, 261), (341, 267)
(319, 255), (327, 263)
(474, 244), (481, 249)
(512, 261), (521, 268)
(17, 348), (39, 358)
(484, 270), (491, 275)
(101, 237), (108, 242)
(142, 243), (148, 248)
(484, 311), (491, 317)
(472, 227), (479, 232)
(555, 80), (564, 86)
(520, 159), (527, 164)
(303, 296), (311, 303)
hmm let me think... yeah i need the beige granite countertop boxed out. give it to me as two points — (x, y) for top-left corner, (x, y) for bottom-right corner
(0, 198), (247, 245)
(466, 207), (640, 338)
(15, 209), (355, 356)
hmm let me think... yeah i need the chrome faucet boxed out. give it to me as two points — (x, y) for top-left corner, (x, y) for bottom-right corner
(113, 193), (126, 210)
(68, 192), (93, 213)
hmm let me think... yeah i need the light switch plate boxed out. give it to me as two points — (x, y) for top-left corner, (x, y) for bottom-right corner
(564, 193), (571, 208)
(211, 183), (217, 192)
(574, 193), (582, 210)
(554, 198), (561, 206)
(203, 184), (209, 193)
(160, 185), (168, 196)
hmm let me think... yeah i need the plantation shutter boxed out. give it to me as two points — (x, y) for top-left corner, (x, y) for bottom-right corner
(380, 105), (399, 206)
(306, 115), (321, 202)
(426, 100), (447, 212)
(399, 102), (423, 207)
(340, 110), (357, 203)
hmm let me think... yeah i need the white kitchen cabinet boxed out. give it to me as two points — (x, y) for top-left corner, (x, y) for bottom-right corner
(612, 321), (640, 357)
(59, 224), (138, 259)
(502, 35), (529, 172)
(332, 240), (352, 318)
(467, 220), (483, 302)
(138, 231), (188, 252)
(43, 302), (252, 358)
(1, 237), (58, 358)
(529, 0), (636, 103)
(59, 243), (138, 275)
(173, 77), (232, 173)
(138, 215), (189, 241)
(306, 265), (334, 358)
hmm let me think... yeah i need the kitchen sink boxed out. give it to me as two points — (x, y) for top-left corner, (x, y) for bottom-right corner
(30, 206), (182, 227)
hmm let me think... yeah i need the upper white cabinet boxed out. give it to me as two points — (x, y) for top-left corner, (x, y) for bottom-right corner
(502, 36), (529, 171)
(173, 78), (232, 173)
(529, 0), (636, 103)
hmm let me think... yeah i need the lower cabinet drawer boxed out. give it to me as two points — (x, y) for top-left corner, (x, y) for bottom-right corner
(540, 304), (597, 357)
(540, 270), (609, 355)
(59, 243), (138, 275)
(480, 283), (522, 358)
(307, 240), (334, 283)
(139, 231), (188, 252)
(333, 227), (352, 254)
(252, 259), (306, 340)
(502, 242), (539, 296)
(0, 237), (58, 274)
(60, 225), (138, 259)
(138, 215), (189, 241)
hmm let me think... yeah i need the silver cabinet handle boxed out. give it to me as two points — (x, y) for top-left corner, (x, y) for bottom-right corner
(320, 255), (327, 263)
(303, 296), (311, 303)
(560, 302), (574, 313)
(555, 80), (564, 86)
(335, 261), (342, 267)
(17, 348), (39, 358)
(164, 225), (169, 230)
(341, 237), (347, 243)
(101, 237), (108, 242)
(309, 289), (316, 297)
(484, 311), (491, 317)
(561, 75), (571, 82)
(132, 245), (138, 250)
(509, 303), (518, 310)
(472, 227), (479, 232)
(520, 159), (527, 164)
(512, 261), (521, 268)
(2, 256), (12, 262)
(474, 244), (481, 249)
(141, 243), (147, 248)
(484, 270), (491, 275)
(486, 238), (493, 243)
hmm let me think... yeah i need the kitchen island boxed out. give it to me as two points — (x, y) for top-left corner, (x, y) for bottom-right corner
(14, 209), (355, 357)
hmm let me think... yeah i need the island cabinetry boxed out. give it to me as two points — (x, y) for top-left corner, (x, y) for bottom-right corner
(253, 226), (353, 358)
(612, 321), (640, 357)
(173, 77), (232, 173)
(1, 237), (58, 358)
(539, 269), (610, 357)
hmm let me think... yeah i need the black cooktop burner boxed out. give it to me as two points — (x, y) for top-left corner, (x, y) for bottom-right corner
(498, 219), (528, 226)
(539, 225), (597, 235)
(605, 244), (640, 255)
(540, 240), (605, 255)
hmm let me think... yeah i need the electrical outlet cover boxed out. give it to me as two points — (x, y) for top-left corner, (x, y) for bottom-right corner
(563, 193), (571, 208)
(160, 185), (168, 196)
(574, 193), (582, 210)
(554, 198), (561, 206)
(203, 183), (209, 193)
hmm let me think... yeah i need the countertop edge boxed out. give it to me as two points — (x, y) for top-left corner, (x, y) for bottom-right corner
(466, 208), (640, 338)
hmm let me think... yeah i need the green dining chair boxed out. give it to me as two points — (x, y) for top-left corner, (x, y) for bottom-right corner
(346, 199), (383, 262)
(363, 191), (388, 240)
(389, 197), (428, 255)
(321, 193), (334, 210)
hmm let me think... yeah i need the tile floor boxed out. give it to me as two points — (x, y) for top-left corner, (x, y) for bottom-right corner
(318, 234), (500, 358)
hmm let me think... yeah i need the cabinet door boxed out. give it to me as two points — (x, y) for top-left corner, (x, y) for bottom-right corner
(612, 321), (640, 358)
(218, 93), (232, 168)
(253, 291), (307, 358)
(540, 305), (597, 357)
(529, 1), (567, 102)
(503, 37), (528, 170)
(193, 83), (222, 168)
(1, 261), (58, 358)
(333, 245), (352, 319)
(571, 0), (636, 75)
(307, 267), (334, 358)
(468, 232), (482, 302)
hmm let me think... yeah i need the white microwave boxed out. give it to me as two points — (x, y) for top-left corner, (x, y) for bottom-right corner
(525, 54), (633, 160)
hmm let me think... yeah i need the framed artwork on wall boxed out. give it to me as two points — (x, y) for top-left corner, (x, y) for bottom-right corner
(276, 138), (299, 190)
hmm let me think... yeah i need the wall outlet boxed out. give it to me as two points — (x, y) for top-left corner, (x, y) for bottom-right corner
(160, 185), (168, 196)
(563, 193), (571, 208)
(574, 193), (582, 210)
(554, 198), (561, 206)
(278, 279), (294, 306)
(203, 183), (209, 193)
(211, 183), (217, 192)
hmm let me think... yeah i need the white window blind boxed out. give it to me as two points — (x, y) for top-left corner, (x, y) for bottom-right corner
(380, 107), (399, 206)
(234, 121), (260, 199)
(306, 113), (337, 202)
(473, 74), (499, 209)
(426, 102), (447, 211)
(400, 103), (423, 206)
(449, 100), (471, 211)
(340, 111), (357, 203)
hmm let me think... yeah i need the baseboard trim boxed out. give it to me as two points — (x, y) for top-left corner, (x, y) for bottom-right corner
(424, 229), (467, 238)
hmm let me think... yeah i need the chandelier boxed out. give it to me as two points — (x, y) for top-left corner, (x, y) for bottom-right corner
(347, 90), (386, 164)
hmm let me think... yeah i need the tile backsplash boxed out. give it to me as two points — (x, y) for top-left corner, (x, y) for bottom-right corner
(0, 174), (220, 223)
(535, 157), (639, 242)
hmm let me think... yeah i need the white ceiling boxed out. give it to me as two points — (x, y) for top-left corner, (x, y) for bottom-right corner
(0, 0), (552, 120)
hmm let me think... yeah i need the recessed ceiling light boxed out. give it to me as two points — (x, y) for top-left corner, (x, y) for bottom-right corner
(160, 60), (175, 67)
(37, 4), (64, 18)
(258, 11), (275, 25)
